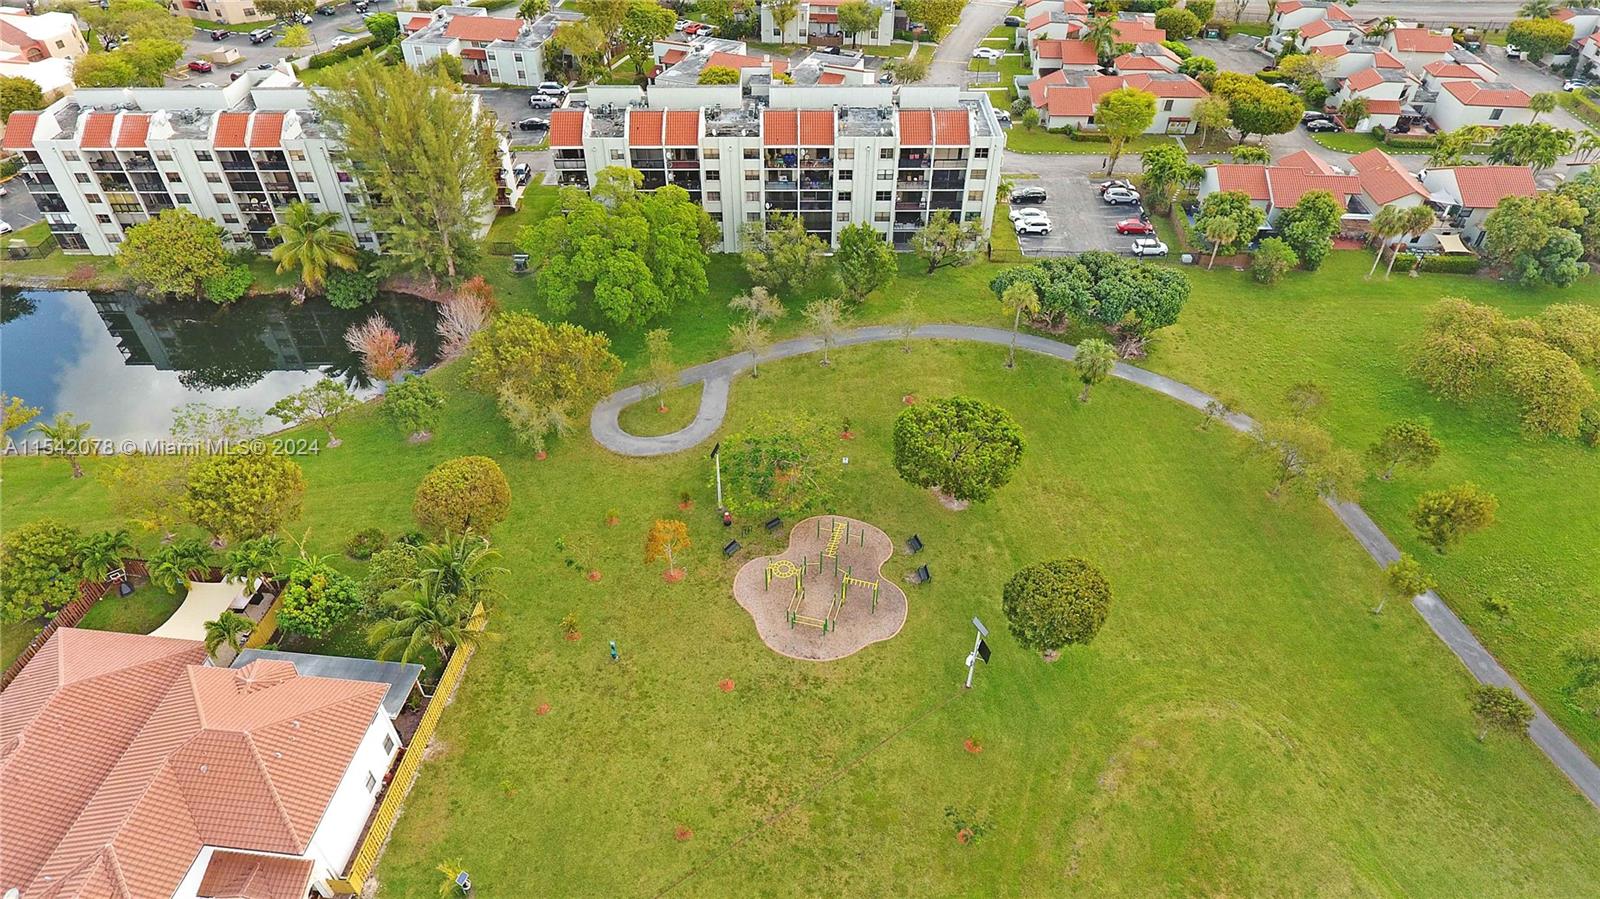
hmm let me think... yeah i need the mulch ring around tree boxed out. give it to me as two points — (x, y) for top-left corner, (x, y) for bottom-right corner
(731, 515), (908, 662)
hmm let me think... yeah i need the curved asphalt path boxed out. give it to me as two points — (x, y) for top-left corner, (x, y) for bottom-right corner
(591, 324), (1600, 810)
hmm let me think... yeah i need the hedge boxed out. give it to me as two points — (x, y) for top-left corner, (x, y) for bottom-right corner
(1068, 130), (1112, 143)
(306, 34), (378, 69)
(1390, 253), (1483, 274)
(1561, 90), (1600, 130)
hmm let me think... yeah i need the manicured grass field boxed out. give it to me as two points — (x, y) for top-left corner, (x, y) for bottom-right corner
(76, 586), (184, 635)
(1005, 129), (1175, 156)
(1, 619), (43, 671)
(616, 384), (703, 437)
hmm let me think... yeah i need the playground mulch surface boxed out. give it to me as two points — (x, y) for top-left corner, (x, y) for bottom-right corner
(732, 515), (909, 661)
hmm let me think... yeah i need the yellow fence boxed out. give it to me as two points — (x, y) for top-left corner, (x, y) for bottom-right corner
(328, 603), (487, 895)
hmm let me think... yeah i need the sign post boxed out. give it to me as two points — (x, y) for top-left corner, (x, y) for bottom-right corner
(965, 617), (990, 689)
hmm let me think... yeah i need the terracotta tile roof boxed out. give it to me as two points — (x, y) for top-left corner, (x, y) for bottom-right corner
(2, 109), (40, 149)
(196, 850), (316, 899)
(1114, 52), (1171, 70)
(798, 109), (833, 145)
(548, 108), (584, 146)
(247, 111), (284, 148)
(1424, 60), (1483, 80)
(628, 108), (663, 146)
(443, 14), (522, 42)
(1031, 71), (1209, 116)
(1373, 49), (1405, 68)
(1299, 18), (1338, 37)
(405, 14), (431, 31)
(1343, 67), (1385, 91)
(1362, 97), (1402, 114)
(1311, 43), (1349, 56)
(1348, 147), (1427, 203)
(819, 70), (845, 84)
(1023, 0), (1089, 10)
(1438, 165), (1537, 208)
(1026, 11), (1054, 30)
(1275, 0), (1309, 10)
(1036, 39), (1098, 63)
(1, 630), (388, 899)
(933, 108), (969, 145)
(1278, 148), (1338, 174)
(763, 108), (798, 145)
(706, 50), (768, 70)
(79, 111), (116, 149)
(1112, 19), (1164, 43)
(898, 108), (932, 144)
(1440, 79), (1530, 107)
(1325, 3), (1355, 21)
(664, 109), (700, 146)
(661, 48), (686, 64)
(1213, 163), (1272, 200)
(214, 111), (250, 148)
(1389, 27), (1453, 53)
(460, 46), (487, 60)
(1264, 167), (1360, 208)
(112, 113), (150, 149)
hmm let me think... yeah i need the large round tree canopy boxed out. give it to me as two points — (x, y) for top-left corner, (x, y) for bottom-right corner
(891, 395), (1024, 503)
(1001, 557), (1112, 654)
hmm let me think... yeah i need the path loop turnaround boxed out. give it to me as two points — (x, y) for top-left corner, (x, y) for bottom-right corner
(590, 324), (1600, 809)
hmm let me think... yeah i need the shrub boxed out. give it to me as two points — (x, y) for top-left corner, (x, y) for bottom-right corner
(275, 557), (361, 639)
(1250, 237), (1298, 283)
(306, 35), (377, 69)
(344, 527), (387, 560)
(202, 265), (252, 305)
(893, 396), (1025, 504)
(413, 455), (512, 537)
(0, 519), (83, 622)
(1001, 558), (1113, 656)
(325, 268), (378, 309)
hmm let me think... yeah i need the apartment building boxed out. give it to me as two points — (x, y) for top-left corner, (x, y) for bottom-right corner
(400, 5), (569, 86)
(759, 0), (896, 48)
(0, 70), (520, 256)
(548, 83), (1005, 251)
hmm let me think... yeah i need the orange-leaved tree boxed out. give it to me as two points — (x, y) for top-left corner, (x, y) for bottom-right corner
(644, 519), (690, 582)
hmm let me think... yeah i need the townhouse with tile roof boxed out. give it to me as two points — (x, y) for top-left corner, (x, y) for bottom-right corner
(758, 0), (896, 48)
(1266, 0), (1358, 51)
(546, 83), (1004, 252)
(1329, 65), (1416, 129)
(1554, 7), (1600, 67)
(0, 70), (521, 256)
(1308, 44), (1407, 83)
(1026, 70), (1209, 133)
(1420, 165), (1538, 248)
(1292, 15), (1364, 53)
(401, 5), (573, 87)
(1198, 150), (1364, 225)
(1380, 28), (1458, 74)
(0, 628), (402, 899)
(1429, 79), (1534, 131)
(0, 9), (84, 102)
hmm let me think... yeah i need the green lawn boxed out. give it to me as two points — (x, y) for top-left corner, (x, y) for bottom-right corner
(616, 384), (704, 437)
(1, 618), (44, 671)
(1006, 129), (1175, 156)
(76, 586), (185, 635)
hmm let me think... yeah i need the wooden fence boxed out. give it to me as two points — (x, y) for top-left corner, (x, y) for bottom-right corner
(327, 603), (488, 895)
(0, 558), (149, 691)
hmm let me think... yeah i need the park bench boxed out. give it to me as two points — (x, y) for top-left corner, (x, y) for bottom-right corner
(905, 534), (924, 554)
(722, 540), (742, 558)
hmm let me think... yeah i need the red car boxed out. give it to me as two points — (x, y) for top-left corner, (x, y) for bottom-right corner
(188, 60), (214, 73)
(1115, 218), (1155, 235)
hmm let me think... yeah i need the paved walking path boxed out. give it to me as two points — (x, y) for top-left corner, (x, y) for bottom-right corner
(590, 324), (1600, 809)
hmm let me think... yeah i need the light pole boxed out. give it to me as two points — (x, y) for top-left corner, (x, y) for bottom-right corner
(964, 617), (990, 689)
(711, 442), (723, 510)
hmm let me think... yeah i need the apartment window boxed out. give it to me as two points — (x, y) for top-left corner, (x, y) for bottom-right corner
(974, 148), (989, 158)
(175, 193), (190, 203)
(213, 194), (229, 203)
(706, 190), (721, 201)
(838, 191), (851, 201)
(195, 150), (212, 161)
(743, 148), (759, 159)
(383, 735), (396, 754)
(746, 212), (761, 221)
(297, 171), (313, 182)
(610, 149), (624, 160)
(967, 190), (982, 201)
(744, 170), (759, 180)
(84, 194), (101, 204)
(704, 148), (720, 159)
(222, 214), (239, 223)
(63, 151), (78, 161)
(74, 173), (90, 183)
(205, 172), (222, 183)
(875, 190), (891, 201)
(365, 773), (378, 793)
(745, 190), (760, 201)
(771, 29), (781, 37)
(876, 170), (893, 180)
(345, 193), (360, 204)
(710, 212), (722, 223)
(879, 148), (893, 159)
(970, 169), (987, 181)
(155, 150), (173, 160)
(56, 39), (65, 48)
(106, 233), (122, 243)
(1161, 99), (1174, 112)
(516, 71), (525, 80)
(1489, 108), (1503, 121)
(873, 211), (890, 222)
(839, 170), (852, 180)
(304, 194), (319, 204)
(836, 212), (849, 222)
(288, 149), (305, 161)
(165, 172), (181, 182)
(706, 170), (719, 180)
(242, 6), (255, 15)
(839, 148), (854, 160)
(514, 53), (524, 62)
(95, 214), (111, 224)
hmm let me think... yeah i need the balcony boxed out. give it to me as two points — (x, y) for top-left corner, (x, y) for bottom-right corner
(765, 180), (798, 191)
(896, 179), (927, 190)
(898, 155), (930, 168)
(36, 196), (69, 213)
(88, 158), (122, 173)
(553, 157), (587, 170)
(933, 158), (968, 168)
(221, 158), (254, 171)
(894, 201), (924, 211)
(798, 179), (832, 191)
(123, 155), (156, 171)
(253, 153), (289, 170)
(799, 156), (833, 169)
(667, 159), (699, 170)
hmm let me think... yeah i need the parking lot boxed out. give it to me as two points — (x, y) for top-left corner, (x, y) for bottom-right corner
(172, 1), (385, 87)
(1004, 154), (1149, 256)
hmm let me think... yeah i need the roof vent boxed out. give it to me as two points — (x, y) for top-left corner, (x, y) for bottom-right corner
(199, 764), (208, 774)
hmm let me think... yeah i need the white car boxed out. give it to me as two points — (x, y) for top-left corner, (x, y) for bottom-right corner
(0, 219), (11, 235)
(1102, 186), (1141, 205)
(1008, 206), (1049, 224)
(1129, 237), (1168, 257)
(529, 94), (560, 108)
(675, 18), (692, 30)
(536, 81), (568, 97)
(993, 109), (1011, 126)
(1504, 44), (1525, 60)
(971, 47), (1003, 61)
(1014, 217), (1052, 235)
(330, 34), (358, 48)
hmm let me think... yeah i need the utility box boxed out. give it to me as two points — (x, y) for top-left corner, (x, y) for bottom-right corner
(208, 48), (243, 66)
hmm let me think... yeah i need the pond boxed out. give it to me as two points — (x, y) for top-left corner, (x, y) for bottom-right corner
(1, 289), (441, 443)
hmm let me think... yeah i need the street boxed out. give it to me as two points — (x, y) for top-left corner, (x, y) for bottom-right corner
(1229, 0), (1524, 28)
(927, 0), (1014, 86)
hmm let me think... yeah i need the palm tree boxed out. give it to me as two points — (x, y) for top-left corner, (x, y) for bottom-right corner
(203, 611), (254, 660)
(30, 412), (90, 478)
(1366, 205), (1406, 278)
(1369, 15), (1398, 37)
(149, 538), (213, 594)
(1083, 15), (1120, 64)
(1385, 206), (1437, 278)
(1074, 339), (1118, 402)
(368, 583), (480, 664)
(1576, 131), (1600, 164)
(1338, 96), (1369, 132)
(408, 532), (508, 611)
(223, 535), (285, 594)
(78, 529), (134, 583)
(999, 281), (1040, 369)
(1528, 92), (1558, 124)
(268, 201), (359, 292)
(1203, 216), (1239, 269)
(1518, 0), (1553, 16)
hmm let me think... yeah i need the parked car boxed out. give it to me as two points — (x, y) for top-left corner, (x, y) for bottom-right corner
(1003, 14), (1022, 25)
(353, 0), (368, 11)
(683, 22), (711, 34)
(209, 28), (229, 40)
(1015, 217), (1052, 235)
(1097, 178), (1133, 195)
(1010, 186), (1047, 204)
(1102, 186), (1140, 205)
(249, 27), (276, 44)
(330, 34), (359, 47)
(1504, 44), (1524, 59)
(514, 163), (532, 185)
(537, 81), (568, 97)
(1563, 79), (1592, 92)
(0, 220), (12, 235)
(516, 116), (548, 131)
(299, 12), (313, 23)
(971, 47), (1002, 60)
(819, 45), (841, 54)
(529, 94), (560, 108)
(1302, 110), (1331, 122)
(318, 3), (337, 14)
(1009, 206), (1049, 224)
(256, 61), (277, 69)
(187, 59), (213, 73)
(1129, 237), (1169, 257)
(674, 18), (692, 30)
(993, 109), (1011, 126)
(1115, 217), (1155, 235)
(1303, 118), (1340, 133)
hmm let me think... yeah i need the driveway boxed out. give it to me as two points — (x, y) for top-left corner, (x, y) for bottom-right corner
(1185, 35), (1268, 75)
(1003, 153), (1137, 255)
(927, 0), (1014, 86)
(174, 0), (385, 87)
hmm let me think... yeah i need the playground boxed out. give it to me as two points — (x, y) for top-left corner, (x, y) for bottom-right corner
(732, 515), (909, 661)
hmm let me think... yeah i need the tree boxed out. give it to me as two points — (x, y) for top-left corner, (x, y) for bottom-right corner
(0, 75), (45, 124)
(204, 612), (254, 660)
(1082, 14), (1121, 63)
(1377, 553), (1435, 614)
(315, 59), (497, 281)
(1250, 418), (1363, 500)
(1277, 53), (1330, 93)
(1484, 194), (1591, 289)
(269, 378), (359, 447)
(1154, 5), (1201, 39)
(729, 286), (785, 323)
(1487, 123), (1575, 172)
(1, 393), (39, 439)
(366, 11), (400, 45)
(102, 452), (191, 541)
(369, 581), (479, 663)
(1095, 87), (1157, 174)
(345, 314), (417, 383)
(621, 1), (676, 81)
(1527, 91), (1558, 124)
(519, 0), (551, 19)
(1427, 125), (1492, 167)
(78, 0), (191, 43)
(1195, 189), (1265, 261)
(1365, 205), (1407, 277)
(1411, 483), (1498, 553)
(1202, 215), (1239, 270)
(885, 51), (931, 83)
(413, 456), (511, 537)
(550, 20), (608, 81)
(644, 519), (690, 580)
(76, 529), (133, 583)
(740, 213), (828, 293)
(467, 312), (622, 413)
(1250, 237), (1298, 284)
(1498, 336), (1597, 438)
(1229, 144), (1272, 164)
(767, 0), (802, 39)
(1001, 558), (1113, 658)
(183, 449), (306, 545)
(72, 53), (139, 89)
(257, 0), (315, 18)
(719, 413), (839, 516)
(1517, 0), (1553, 16)
(797, 298), (845, 365)
(834, 222), (896, 303)
(1536, 303), (1600, 365)
(1563, 630), (1600, 720)
(1275, 189), (1341, 271)
(999, 281), (1039, 369)
(120, 209), (228, 299)
(698, 64), (740, 84)
(837, 0), (879, 45)
(267, 201), (358, 292)
(1468, 684), (1533, 741)
(409, 532), (506, 609)
(1193, 95), (1231, 145)
(0, 520), (82, 622)
(1338, 95), (1369, 130)
(1073, 338), (1117, 402)
(903, 0), (964, 39)
(381, 374), (446, 441)
(576, 0), (630, 50)
(1505, 17), (1573, 62)
(1386, 205), (1436, 278)
(148, 538), (213, 595)
(1282, 381), (1326, 419)
(31, 412), (91, 478)
(729, 318), (772, 377)
(1368, 419), (1441, 480)
(278, 24), (311, 49)
(223, 535), (285, 591)
(1180, 55), (1219, 80)
(276, 555), (361, 639)
(1139, 144), (1203, 214)
(988, 252), (1191, 348)
(1187, 0), (1216, 22)
(1213, 72), (1302, 140)
(911, 210), (982, 274)
(893, 395), (1025, 504)
(1555, 169), (1600, 261)
(643, 329), (679, 411)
